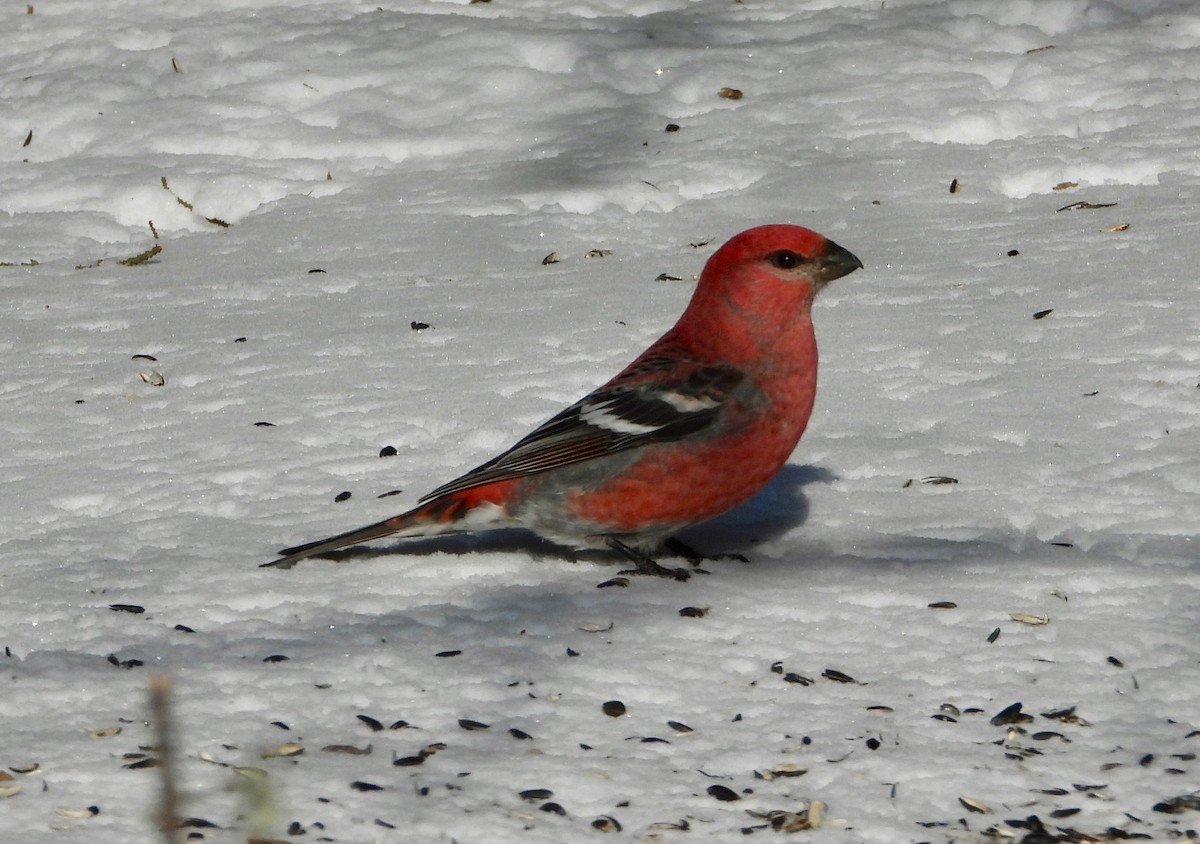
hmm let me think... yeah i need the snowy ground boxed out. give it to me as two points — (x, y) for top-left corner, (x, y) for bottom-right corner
(3, 1), (1199, 842)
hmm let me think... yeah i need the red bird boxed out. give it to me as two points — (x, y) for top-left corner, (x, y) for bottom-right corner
(267, 225), (862, 578)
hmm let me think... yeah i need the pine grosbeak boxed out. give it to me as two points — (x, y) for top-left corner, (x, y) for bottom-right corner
(267, 225), (861, 578)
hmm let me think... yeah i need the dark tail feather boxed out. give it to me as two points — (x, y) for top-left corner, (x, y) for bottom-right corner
(262, 488), (505, 570)
(262, 514), (418, 569)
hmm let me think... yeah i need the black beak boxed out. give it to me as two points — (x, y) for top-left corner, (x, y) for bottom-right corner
(813, 238), (863, 286)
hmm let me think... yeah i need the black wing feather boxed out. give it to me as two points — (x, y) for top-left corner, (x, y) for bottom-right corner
(418, 362), (745, 501)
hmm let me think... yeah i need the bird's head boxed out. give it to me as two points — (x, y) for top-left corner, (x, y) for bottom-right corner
(706, 224), (863, 297)
(675, 224), (863, 360)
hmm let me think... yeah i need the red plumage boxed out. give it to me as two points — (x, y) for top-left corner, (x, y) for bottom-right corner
(267, 225), (862, 576)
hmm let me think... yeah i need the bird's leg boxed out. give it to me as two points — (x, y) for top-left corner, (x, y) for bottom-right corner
(607, 538), (691, 582)
(663, 537), (749, 566)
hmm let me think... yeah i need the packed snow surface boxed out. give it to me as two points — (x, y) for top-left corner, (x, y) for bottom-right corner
(2, 1), (1199, 842)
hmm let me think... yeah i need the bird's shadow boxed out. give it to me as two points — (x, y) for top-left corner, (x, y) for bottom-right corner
(292, 463), (833, 567)
(675, 463), (832, 553)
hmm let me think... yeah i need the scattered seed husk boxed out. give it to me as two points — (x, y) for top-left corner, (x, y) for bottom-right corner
(755, 763), (807, 781)
(578, 621), (613, 633)
(357, 715), (384, 731)
(350, 781), (383, 792)
(458, 719), (490, 731)
(649, 819), (690, 830)
(747, 800), (825, 832)
(1032, 731), (1069, 742)
(53, 806), (99, 819)
(1010, 612), (1049, 625)
(585, 249), (612, 258)
(89, 726), (122, 738)
(139, 370), (165, 387)
(1056, 200), (1117, 212)
(718, 87), (743, 100)
(990, 702), (1029, 726)
(783, 672), (814, 686)
(958, 796), (992, 814)
(109, 603), (145, 614)
(707, 784), (740, 802)
(519, 788), (554, 801)
(0, 784), (22, 798)
(592, 815), (622, 832)
(10, 763), (40, 775)
(821, 668), (859, 684)
(602, 700), (626, 718)
(541, 252), (560, 265)
(1105, 223), (1130, 232)
(322, 744), (372, 755)
(261, 742), (303, 759)
(928, 601), (957, 609)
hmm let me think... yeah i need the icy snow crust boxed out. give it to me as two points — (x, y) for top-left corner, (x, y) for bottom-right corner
(2, 0), (1199, 841)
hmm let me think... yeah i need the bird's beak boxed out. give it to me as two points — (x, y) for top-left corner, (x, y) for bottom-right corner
(813, 239), (864, 287)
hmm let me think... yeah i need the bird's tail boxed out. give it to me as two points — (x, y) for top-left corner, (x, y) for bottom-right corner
(262, 484), (513, 570)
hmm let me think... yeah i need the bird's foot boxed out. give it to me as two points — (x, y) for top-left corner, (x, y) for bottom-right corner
(607, 538), (691, 582)
(662, 537), (749, 566)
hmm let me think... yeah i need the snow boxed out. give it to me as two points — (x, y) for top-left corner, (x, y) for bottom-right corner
(2, 0), (1199, 842)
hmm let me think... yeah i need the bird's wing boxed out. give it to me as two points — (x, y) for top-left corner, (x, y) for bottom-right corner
(418, 350), (748, 501)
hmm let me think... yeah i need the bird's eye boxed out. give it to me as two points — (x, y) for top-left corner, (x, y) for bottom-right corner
(766, 250), (802, 269)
